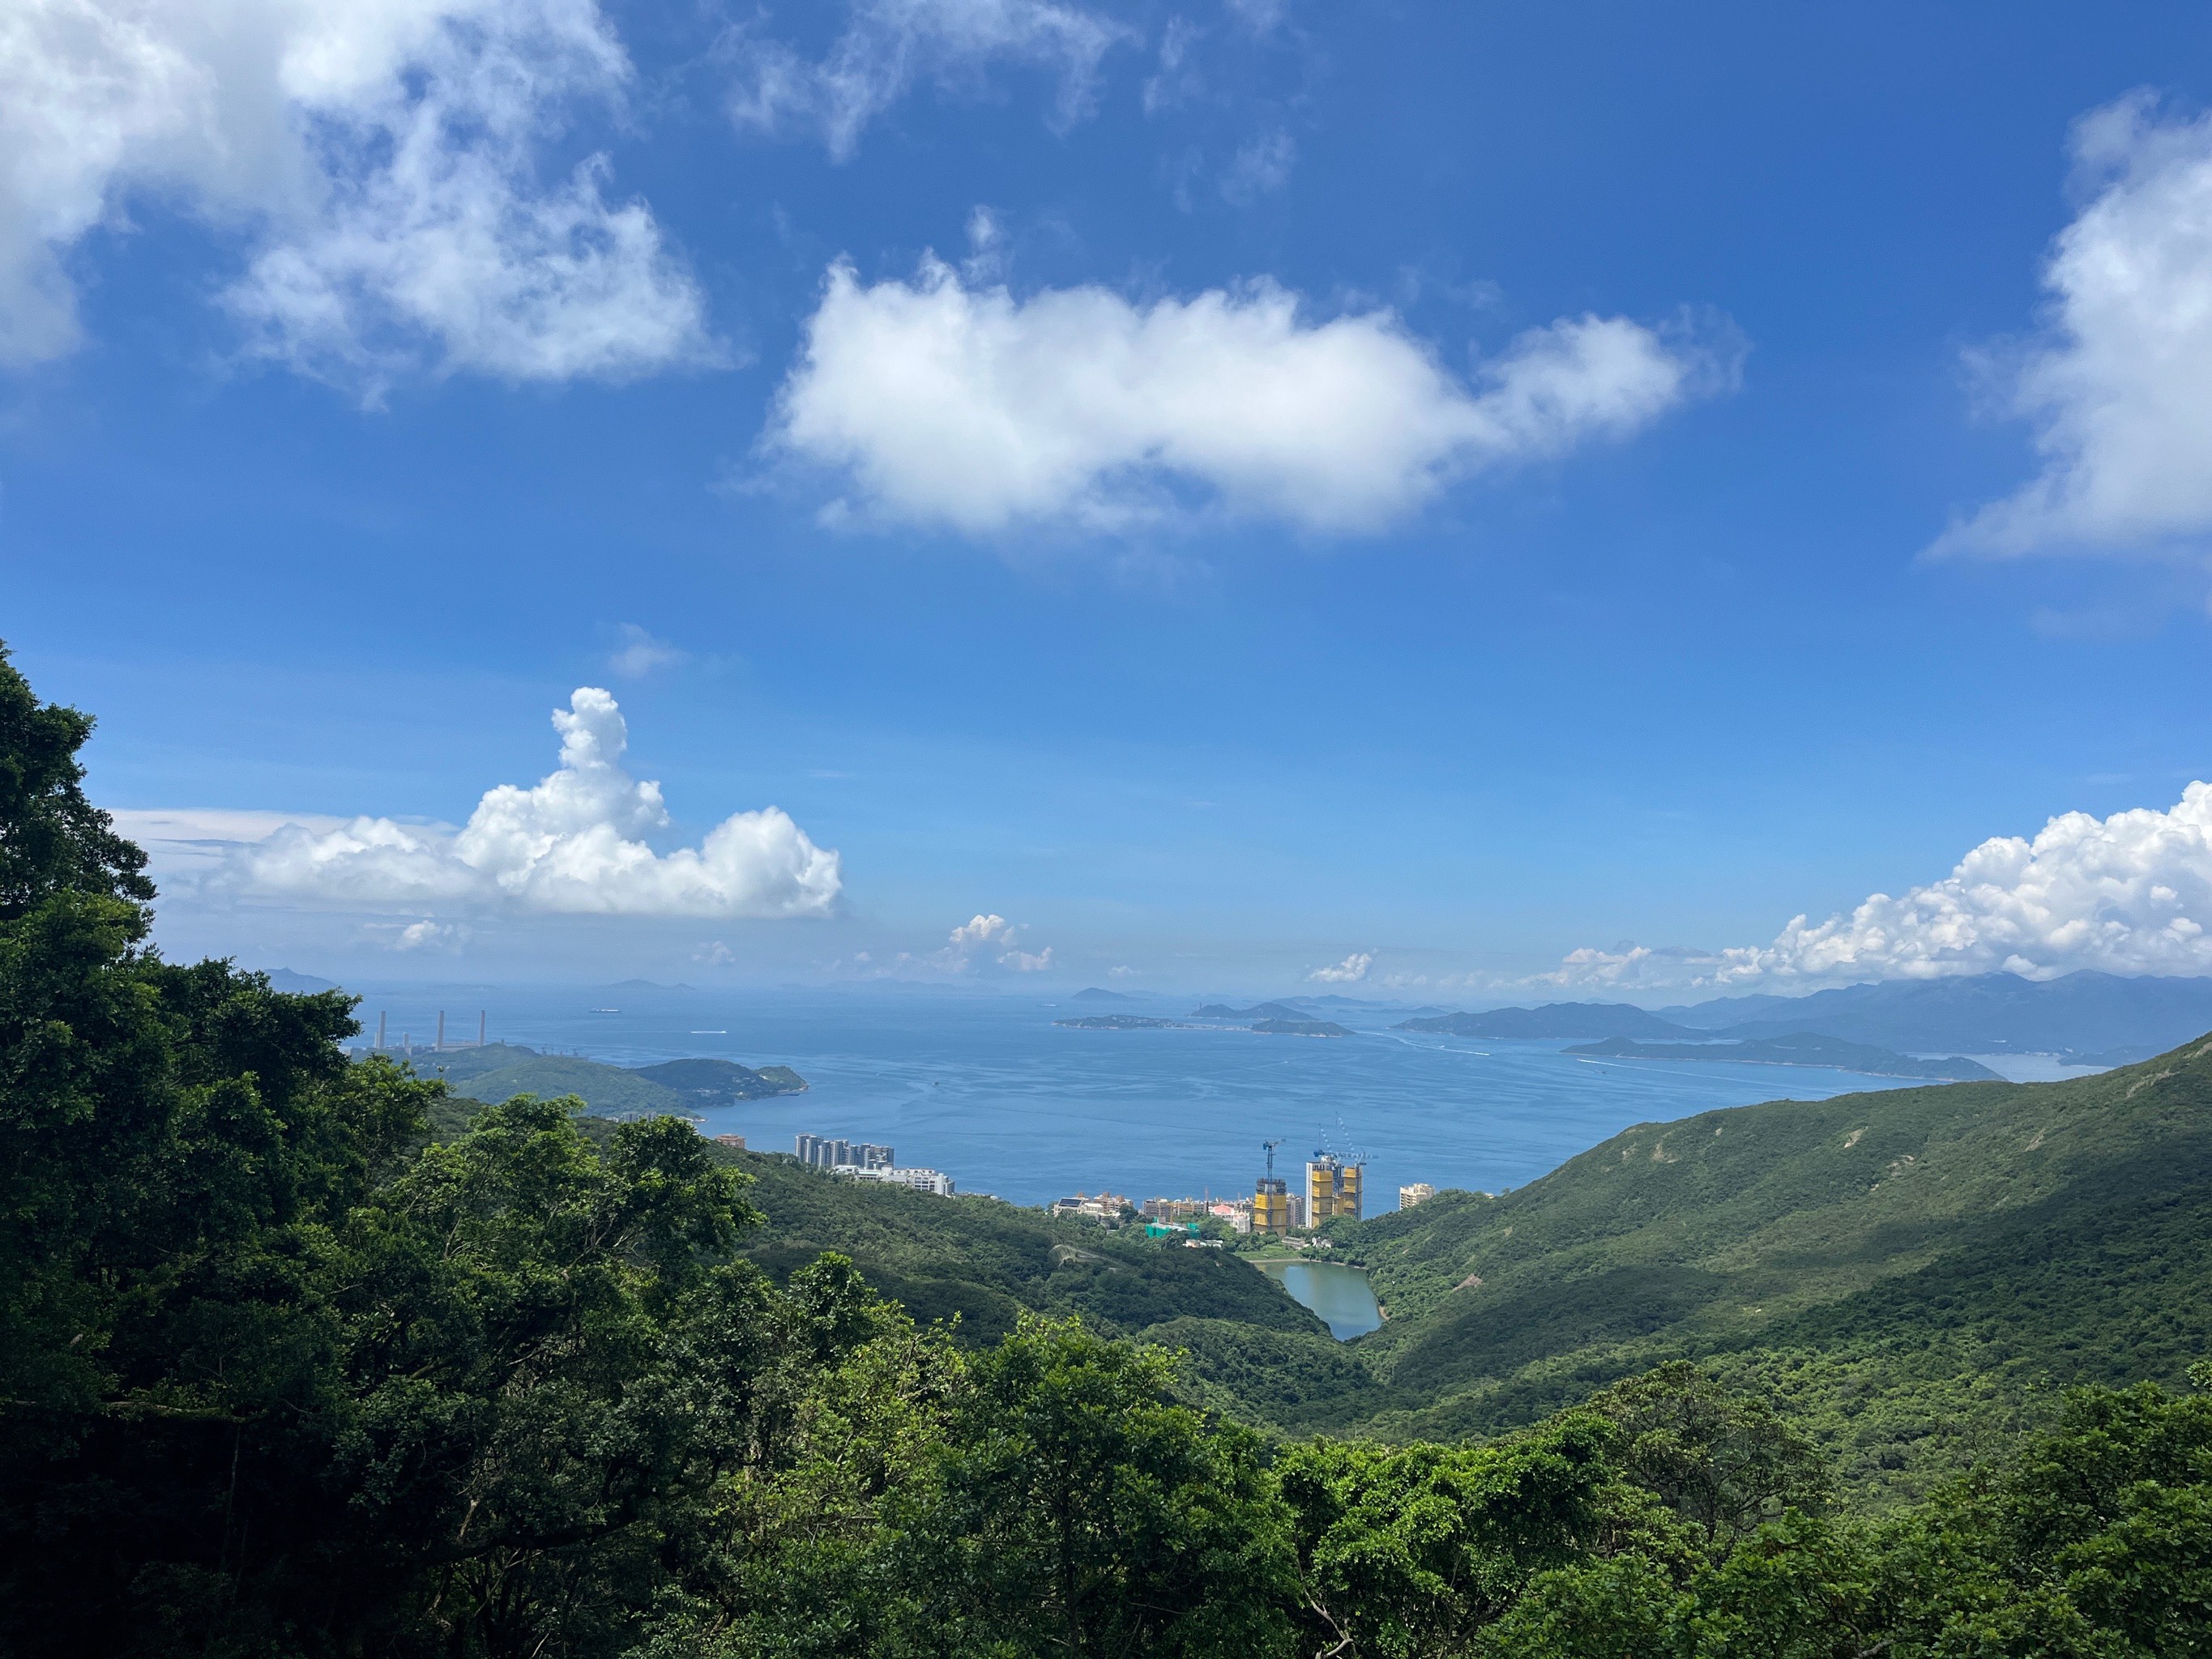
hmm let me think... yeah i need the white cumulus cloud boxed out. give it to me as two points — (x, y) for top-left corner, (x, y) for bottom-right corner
(391, 918), (469, 951)
(946, 911), (1016, 950)
(1308, 951), (1371, 983)
(1547, 778), (2212, 991)
(933, 911), (1054, 971)
(217, 686), (841, 918)
(726, 0), (1134, 161)
(0, 0), (711, 390)
(1937, 94), (2212, 559)
(770, 257), (1722, 535)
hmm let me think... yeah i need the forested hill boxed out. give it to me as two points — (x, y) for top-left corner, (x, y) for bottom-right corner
(7, 646), (2212, 1658)
(1301, 1034), (2212, 1499)
(418, 1041), (808, 1114)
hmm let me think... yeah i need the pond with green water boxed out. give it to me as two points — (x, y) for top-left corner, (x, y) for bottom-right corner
(1253, 1258), (1383, 1340)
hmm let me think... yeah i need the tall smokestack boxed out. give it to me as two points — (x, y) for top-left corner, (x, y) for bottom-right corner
(478, 1010), (486, 1047)
(436, 1011), (446, 1051)
(376, 1010), (386, 1050)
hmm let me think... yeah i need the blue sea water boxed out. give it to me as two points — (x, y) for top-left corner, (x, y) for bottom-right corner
(360, 985), (1964, 1210)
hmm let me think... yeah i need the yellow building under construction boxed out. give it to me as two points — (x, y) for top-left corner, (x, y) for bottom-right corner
(1252, 1176), (1292, 1235)
(1306, 1154), (1364, 1226)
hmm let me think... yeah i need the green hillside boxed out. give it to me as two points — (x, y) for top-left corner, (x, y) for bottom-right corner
(435, 1028), (2212, 1510)
(14, 643), (2212, 1658)
(1297, 1034), (2212, 1500)
(703, 1145), (1331, 1347)
(412, 1043), (807, 1115)
(1564, 1031), (2003, 1080)
(455, 1055), (692, 1115)
(630, 1056), (808, 1101)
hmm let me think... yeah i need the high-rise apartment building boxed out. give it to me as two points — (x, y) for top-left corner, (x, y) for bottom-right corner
(1305, 1155), (1364, 1226)
(1252, 1176), (1292, 1235)
(1399, 1182), (1436, 1209)
(795, 1134), (894, 1171)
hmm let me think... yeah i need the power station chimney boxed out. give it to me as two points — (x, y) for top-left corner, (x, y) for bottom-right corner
(436, 1011), (446, 1051)
(376, 1010), (386, 1050)
(478, 1010), (487, 1047)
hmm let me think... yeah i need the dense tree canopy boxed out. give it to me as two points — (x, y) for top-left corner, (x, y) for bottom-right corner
(1, 646), (2206, 1657)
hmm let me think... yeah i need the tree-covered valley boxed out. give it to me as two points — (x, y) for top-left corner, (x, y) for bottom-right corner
(5, 648), (2208, 1657)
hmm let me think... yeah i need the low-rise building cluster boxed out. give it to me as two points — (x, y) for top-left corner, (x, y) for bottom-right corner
(1052, 1191), (1134, 1222)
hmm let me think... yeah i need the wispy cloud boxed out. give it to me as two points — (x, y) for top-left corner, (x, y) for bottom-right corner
(1220, 128), (1295, 203)
(607, 623), (689, 678)
(724, 0), (1136, 160)
(0, 0), (713, 394)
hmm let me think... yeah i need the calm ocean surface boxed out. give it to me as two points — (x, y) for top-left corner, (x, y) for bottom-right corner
(356, 984), (2018, 1210)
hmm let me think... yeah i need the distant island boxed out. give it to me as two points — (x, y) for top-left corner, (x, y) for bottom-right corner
(1072, 987), (1142, 1003)
(630, 1056), (809, 1102)
(1398, 1002), (1695, 1040)
(1564, 1032), (2002, 1081)
(264, 967), (342, 994)
(1054, 1013), (1351, 1038)
(395, 1042), (809, 1116)
(1190, 1001), (1309, 1021)
(1392, 975), (2212, 1068)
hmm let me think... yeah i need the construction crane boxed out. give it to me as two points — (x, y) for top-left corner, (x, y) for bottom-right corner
(1262, 1137), (1283, 1178)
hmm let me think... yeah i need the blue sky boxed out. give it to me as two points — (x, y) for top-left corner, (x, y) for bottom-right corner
(7, 0), (2212, 996)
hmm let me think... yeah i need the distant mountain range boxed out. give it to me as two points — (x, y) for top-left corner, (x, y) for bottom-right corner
(1398, 1003), (1692, 1040)
(1072, 987), (1142, 1002)
(1397, 973), (2212, 1069)
(1565, 1033), (2003, 1082)
(1056, 1013), (1351, 1038)
(1658, 970), (2212, 1061)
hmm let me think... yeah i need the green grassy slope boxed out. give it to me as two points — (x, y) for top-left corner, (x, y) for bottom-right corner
(1305, 1033), (2212, 1500)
